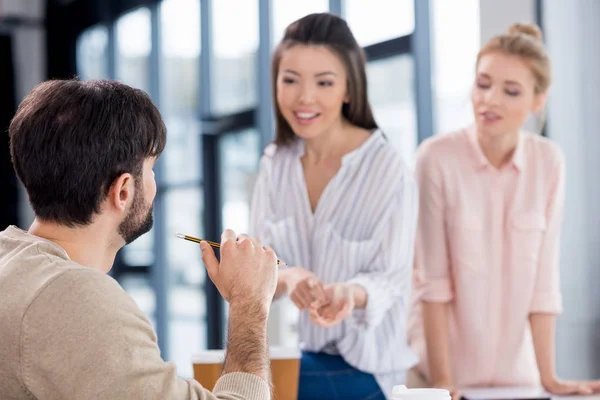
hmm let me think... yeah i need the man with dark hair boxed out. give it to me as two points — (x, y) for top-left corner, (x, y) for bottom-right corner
(0, 79), (277, 399)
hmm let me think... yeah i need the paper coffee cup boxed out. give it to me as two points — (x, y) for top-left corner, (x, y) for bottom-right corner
(269, 347), (301, 400)
(192, 347), (301, 399)
(192, 350), (226, 391)
(392, 385), (452, 400)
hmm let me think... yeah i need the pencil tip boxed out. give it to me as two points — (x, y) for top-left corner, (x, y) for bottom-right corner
(175, 232), (184, 239)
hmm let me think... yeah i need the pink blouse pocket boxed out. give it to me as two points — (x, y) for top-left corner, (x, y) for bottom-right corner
(510, 212), (546, 269)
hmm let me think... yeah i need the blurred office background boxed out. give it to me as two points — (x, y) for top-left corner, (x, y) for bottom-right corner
(1, 0), (599, 381)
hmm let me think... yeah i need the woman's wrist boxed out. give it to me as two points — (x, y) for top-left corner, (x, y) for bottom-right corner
(349, 283), (367, 309)
(275, 267), (295, 297)
(541, 374), (558, 390)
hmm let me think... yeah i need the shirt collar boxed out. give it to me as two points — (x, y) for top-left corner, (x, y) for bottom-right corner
(466, 125), (525, 172)
(296, 129), (382, 166)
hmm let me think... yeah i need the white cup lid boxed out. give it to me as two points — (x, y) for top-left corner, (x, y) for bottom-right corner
(391, 385), (451, 400)
(191, 350), (225, 364)
(269, 346), (301, 360)
(191, 347), (301, 364)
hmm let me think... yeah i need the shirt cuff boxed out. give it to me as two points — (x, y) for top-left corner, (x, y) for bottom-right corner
(346, 275), (391, 331)
(415, 277), (453, 303)
(213, 372), (271, 400)
(530, 292), (563, 314)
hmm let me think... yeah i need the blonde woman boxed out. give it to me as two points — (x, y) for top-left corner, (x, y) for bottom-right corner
(408, 23), (600, 397)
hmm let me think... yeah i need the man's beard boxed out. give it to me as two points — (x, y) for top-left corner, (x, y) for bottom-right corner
(118, 181), (154, 245)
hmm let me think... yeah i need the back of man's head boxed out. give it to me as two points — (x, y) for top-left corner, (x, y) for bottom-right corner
(9, 79), (166, 227)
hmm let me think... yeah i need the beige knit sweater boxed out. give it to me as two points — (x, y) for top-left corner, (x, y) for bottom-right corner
(0, 226), (270, 400)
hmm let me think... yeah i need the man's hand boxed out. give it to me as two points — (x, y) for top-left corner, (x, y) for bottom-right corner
(200, 229), (278, 384)
(284, 266), (328, 310)
(309, 283), (355, 327)
(200, 229), (278, 309)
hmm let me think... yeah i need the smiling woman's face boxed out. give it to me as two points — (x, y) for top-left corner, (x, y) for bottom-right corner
(276, 44), (349, 140)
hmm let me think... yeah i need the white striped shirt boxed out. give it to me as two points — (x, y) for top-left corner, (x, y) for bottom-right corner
(250, 130), (419, 397)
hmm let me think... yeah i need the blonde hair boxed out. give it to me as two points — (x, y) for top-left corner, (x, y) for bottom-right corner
(477, 23), (551, 95)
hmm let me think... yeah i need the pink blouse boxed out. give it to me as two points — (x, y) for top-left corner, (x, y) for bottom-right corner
(407, 126), (565, 387)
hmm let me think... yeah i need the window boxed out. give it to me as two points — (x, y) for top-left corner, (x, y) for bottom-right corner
(159, 0), (205, 378)
(120, 274), (156, 327)
(115, 7), (152, 92)
(114, 7), (155, 268)
(217, 128), (261, 348)
(431, 0), (480, 134)
(159, 0), (202, 184)
(165, 187), (205, 378)
(212, 0), (259, 114)
(272, 0), (328, 46)
(76, 25), (109, 80)
(367, 55), (417, 166)
(219, 129), (261, 235)
(344, 0), (414, 46)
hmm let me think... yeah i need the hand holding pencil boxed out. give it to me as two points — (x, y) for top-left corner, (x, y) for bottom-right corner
(176, 233), (287, 266)
(188, 229), (279, 307)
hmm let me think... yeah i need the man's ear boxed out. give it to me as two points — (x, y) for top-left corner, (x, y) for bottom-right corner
(108, 173), (134, 213)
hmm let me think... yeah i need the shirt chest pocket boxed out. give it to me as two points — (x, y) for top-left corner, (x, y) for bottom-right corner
(316, 223), (378, 283)
(510, 212), (546, 269)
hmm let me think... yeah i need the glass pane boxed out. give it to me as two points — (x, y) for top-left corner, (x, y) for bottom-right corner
(219, 129), (261, 235)
(218, 129), (261, 349)
(170, 318), (206, 378)
(165, 187), (205, 288)
(164, 187), (206, 377)
(115, 7), (151, 92)
(272, 0), (329, 46)
(344, 0), (415, 47)
(212, 0), (259, 114)
(120, 274), (156, 327)
(367, 55), (418, 167)
(115, 8), (154, 265)
(122, 227), (155, 266)
(116, 8), (154, 265)
(76, 25), (109, 80)
(431, 0), (480, 134)
(159, 0), (202, 184)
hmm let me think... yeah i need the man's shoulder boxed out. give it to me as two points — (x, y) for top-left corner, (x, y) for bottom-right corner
(20, 266), (155, 360)
(0, 236), (123, 313)
(26, 267), (132, 318)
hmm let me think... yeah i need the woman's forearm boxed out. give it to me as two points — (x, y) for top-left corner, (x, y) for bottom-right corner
(273, 268), (291, 299)
(422, 300), (453, 385)
(529, 313), (558, 386)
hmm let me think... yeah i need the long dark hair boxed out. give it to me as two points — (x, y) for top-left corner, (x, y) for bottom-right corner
(271, 13), (378, 146)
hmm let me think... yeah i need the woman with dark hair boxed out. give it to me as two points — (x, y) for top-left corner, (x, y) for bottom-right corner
(250, 13), (418, 400)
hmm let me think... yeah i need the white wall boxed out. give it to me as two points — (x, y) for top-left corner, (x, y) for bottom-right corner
(479, 0), (536, 44)
(430, 0), (480, 135)
(543, 0), (600, 379)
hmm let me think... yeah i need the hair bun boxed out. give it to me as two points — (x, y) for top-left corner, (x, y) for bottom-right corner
(507, 23), (543, 42)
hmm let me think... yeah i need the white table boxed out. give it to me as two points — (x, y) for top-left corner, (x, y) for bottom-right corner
(461, 387), (600, 400)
